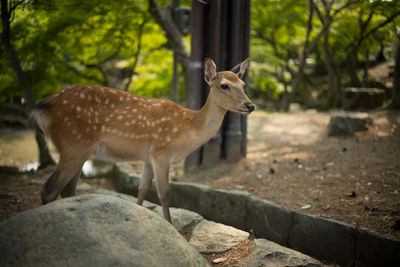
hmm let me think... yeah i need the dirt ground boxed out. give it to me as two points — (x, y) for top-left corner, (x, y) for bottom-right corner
(180, 110), (400, 240)
(1, 110), (400, 242)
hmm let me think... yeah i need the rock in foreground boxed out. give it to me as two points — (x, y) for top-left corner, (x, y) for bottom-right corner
(0, 194), (209, 267)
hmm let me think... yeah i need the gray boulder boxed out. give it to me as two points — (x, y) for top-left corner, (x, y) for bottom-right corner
(237, 239), (323, 267)
(0, 194), (209, 267)
(189, 220), (249, 253)
(153, 206), (204, 231)
(327, 112), (373, 136)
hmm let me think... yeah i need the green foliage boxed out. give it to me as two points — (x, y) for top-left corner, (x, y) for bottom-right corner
(1, 0), (399, 109)
(250, 0), (400, 109)
(0, 0), (177, 105)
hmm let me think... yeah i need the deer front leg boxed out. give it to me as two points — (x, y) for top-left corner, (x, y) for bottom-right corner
(137, 163), (154, 206)
(153, 161), (171, 223)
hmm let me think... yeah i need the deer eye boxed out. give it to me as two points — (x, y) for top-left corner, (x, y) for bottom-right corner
(220, 84), (229, 90)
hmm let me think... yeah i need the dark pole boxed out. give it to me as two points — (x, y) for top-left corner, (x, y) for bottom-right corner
(240, 0), (251, 157)
(184, 0), (206, 172)
(185, 0), (251, 171)
(200, 0), (223, 169)
(223, 0), (242, 162)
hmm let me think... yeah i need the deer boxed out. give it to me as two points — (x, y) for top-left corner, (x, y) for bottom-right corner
(31, 58), (255, 222)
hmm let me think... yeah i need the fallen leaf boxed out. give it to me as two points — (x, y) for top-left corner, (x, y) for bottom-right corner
(213, 257), (227, 263)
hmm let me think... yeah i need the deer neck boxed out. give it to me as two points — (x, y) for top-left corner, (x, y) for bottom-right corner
(191, 90), (227, 145)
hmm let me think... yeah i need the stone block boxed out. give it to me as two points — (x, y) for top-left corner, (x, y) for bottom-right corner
(343, 87), (385, 110)
(246, 196), (294, 247)
(327, 112), (373, 136)
(287, 213), (356, 266)
(354, 228), (400, 267)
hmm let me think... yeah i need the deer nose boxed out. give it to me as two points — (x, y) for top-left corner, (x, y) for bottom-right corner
(246, 103), (255, 113)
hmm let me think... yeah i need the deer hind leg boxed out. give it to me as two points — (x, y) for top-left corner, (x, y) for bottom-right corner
(152, 160), (171, 223)
(41, 157), (87, 204)
(60, 169), (81, 198)
(137, 163), (154, 206)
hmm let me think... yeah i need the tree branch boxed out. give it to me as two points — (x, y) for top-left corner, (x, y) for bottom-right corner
(123, 17), (148, 91)
(148, 0), (190, 91)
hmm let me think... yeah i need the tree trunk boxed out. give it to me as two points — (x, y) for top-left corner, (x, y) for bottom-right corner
(347, 48), (361, 87)
(1, 0), (55, 168)
(363, 49), (370, 86)
(392, 42), (400, 109)
(284, 0), (314, 111)
(323, 20), (340, 107)
(35, 130), (56, 168)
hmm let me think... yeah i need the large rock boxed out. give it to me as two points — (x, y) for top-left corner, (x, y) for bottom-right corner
(153, 206), (204, 232)
(0, 194), (209, 267)
(189, 220), (249, 253)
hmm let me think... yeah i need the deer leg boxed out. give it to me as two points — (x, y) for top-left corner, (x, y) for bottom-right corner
(41, 158), (86, 204)
(60, 169), (82, 198)
(153, 161), (171, 223)
(137, 163), (154, 205)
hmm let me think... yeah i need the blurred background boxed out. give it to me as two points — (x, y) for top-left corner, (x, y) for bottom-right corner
(0, 0), (398, 112)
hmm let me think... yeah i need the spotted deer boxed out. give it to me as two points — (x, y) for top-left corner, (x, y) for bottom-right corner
(31, 58), (255, 222)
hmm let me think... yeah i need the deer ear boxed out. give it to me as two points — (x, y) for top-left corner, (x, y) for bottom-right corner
(204, 58), (217, 85)
(234, 58), (250, 79)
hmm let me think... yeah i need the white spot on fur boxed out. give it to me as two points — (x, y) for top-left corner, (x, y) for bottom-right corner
(63, 100), (68, 104)
(172, 127), (178, 133)
(80, 93), (85, 99)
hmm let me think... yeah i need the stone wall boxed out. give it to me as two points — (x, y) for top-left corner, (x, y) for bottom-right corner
(111, 165), (400, 266)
